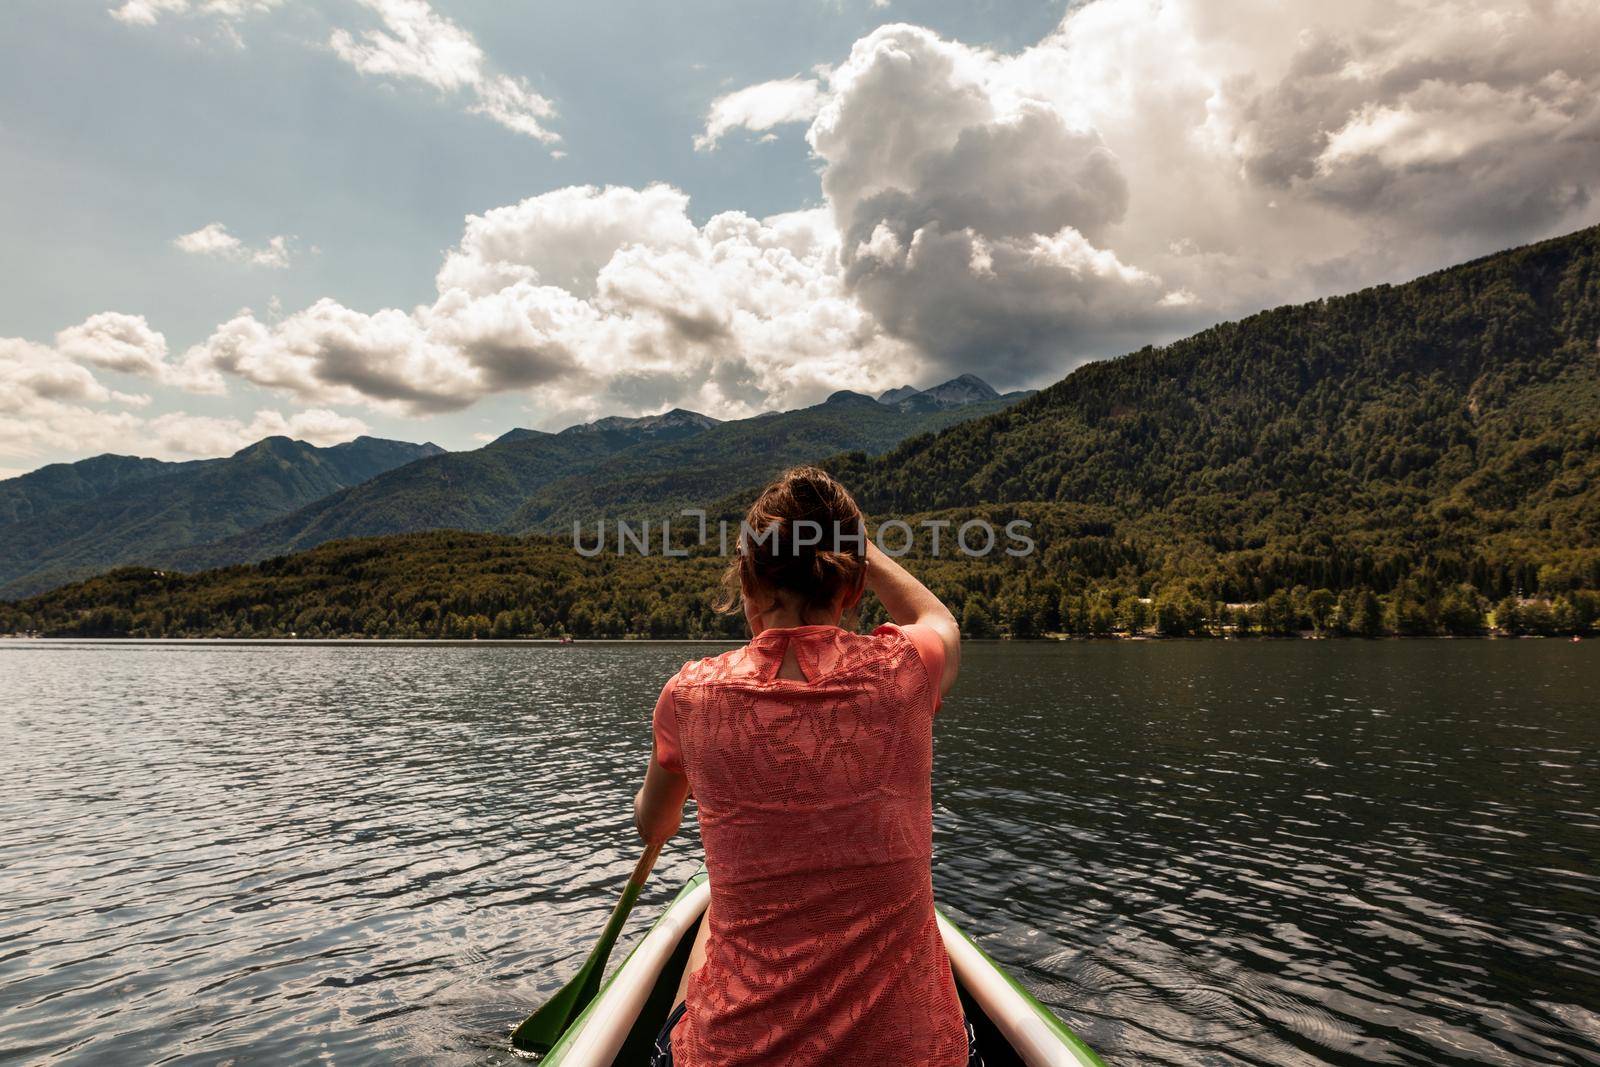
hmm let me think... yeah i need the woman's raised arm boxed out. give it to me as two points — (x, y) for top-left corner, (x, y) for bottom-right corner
(865, 540), (960, 696)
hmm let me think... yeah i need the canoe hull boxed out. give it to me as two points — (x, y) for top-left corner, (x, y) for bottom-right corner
(534, 870), (1105, 1067)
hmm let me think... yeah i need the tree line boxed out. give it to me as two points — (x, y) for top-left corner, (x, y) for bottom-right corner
(2, 527), (1592, 640)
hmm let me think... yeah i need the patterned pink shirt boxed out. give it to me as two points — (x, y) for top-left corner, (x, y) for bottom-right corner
(653, 623), (967, 1067)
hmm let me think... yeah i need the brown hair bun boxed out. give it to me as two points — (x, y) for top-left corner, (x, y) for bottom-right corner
(719, 466), (866, 618)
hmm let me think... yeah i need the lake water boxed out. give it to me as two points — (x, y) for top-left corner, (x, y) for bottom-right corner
(2, 639), (1597, 1066)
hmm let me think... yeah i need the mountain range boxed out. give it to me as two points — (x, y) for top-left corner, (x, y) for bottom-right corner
(0, 436), (443, 599)
(4, 224), (1598, 638)
(0, 376), (1022, 598)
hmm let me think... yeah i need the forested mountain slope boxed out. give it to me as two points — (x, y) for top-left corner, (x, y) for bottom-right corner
(825, 224), (1600, 600)
(0, 436), (441, 599)
(162, 429), (632, 573)
(503, 386), (1023, 533)
(167, 378), (1020, 565)
(0, 453), (204, 526)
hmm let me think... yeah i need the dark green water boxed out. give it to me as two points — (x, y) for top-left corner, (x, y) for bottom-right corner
(1, 639), (1596, 1065)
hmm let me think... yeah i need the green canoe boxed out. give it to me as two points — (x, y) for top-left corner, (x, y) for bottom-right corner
(532, 869), (1107, 1066)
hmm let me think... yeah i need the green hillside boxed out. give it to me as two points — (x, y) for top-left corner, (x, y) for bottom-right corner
(0, 436), (441, 599)
(162, 430), (630, 573)
(815, 223), (1600, 625)
(0, 453), (204, 526)
(503, 390), (1022, 534)
(164, 386), (1020, 568)
(0, 532), (740, 640)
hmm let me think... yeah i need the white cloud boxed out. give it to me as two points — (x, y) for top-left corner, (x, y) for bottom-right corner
(199, 299), (482, 413)
(174, 223), (292, 269)
(802, 24), (1193, 379)
(436, 183), (700, 297)
(54, 312), (224, 394)
(329, 0), (483, 91)
(0, 339), (145, 463)
(695, 77), (826, 150)
(2, 339), (115, 409)
(110, 0), (282, 27)
(174, 222), (242, 257)
(0, 336), (361, 465)
(184, 185), (919, 420)
(110, 0), (185, 25)
(469, 74), (559, 142)
(252, 236), (292, 270)
(330, 0), (560, 143)
(55, 312), (169, 377)
(112, 0), (559, 143)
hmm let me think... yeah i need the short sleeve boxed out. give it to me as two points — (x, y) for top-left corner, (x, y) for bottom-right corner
(874, 622), (947, 714)
(651, 672), (685, 774)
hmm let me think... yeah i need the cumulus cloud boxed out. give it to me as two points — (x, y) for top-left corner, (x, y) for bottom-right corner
(3, 339), (117, 410)
(174, 223), (292, 269)
(199, 300), (483, 414)
(0, 336), (361, 465)
(55, 313), (169, 377)
(330, 0), (559, 143)
(1028, 0), (1600, 296)
(695, 77), (826, 150)
(183, 185), (919, 420)
(54, 312), (224, 394)
(436, 183), (700, 297)
(793, 24), (1200, 378)
(0, 339), (144, 463)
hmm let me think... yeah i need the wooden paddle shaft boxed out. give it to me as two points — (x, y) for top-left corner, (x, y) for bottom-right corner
(630, 840), (664, 889)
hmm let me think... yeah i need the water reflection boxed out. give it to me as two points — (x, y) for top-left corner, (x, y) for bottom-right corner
(1, 640), (1595, 1065)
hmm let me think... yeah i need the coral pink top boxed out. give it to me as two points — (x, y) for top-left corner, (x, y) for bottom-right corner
(652, 623), (967, 1067)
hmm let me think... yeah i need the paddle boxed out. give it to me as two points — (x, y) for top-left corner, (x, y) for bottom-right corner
(510, 840), (664, 1058)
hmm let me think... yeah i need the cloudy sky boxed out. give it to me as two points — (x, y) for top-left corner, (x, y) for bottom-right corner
(3, 0), (1599, 476)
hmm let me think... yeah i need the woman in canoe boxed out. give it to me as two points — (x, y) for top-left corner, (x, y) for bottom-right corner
(633, 466), (977, 1066)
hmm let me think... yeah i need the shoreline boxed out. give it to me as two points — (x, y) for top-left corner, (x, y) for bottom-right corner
(0, 633), (1584, 646)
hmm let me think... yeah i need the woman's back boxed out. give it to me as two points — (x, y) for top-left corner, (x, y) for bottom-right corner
(654, 622), (968, 1067)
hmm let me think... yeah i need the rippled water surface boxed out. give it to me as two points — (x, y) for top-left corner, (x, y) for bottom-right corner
(2, 639), (1597, 1065)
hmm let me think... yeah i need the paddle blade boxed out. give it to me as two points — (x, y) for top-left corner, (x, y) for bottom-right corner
(509, 970), (590, 1057)
(510, 878), (646, 1057)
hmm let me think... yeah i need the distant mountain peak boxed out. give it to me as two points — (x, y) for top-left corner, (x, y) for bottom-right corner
(877, 384), (920, 404)
(342, 434), (443, 453)
(233, 434), (445, 460)
(889, 374), (1002, 412)
(491, 427), (550, 446)
(823, 389), (881, 407)
(239, 435), (301, 453)
(925, 373), (1000, 399)
(558, 408), (721, 439)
